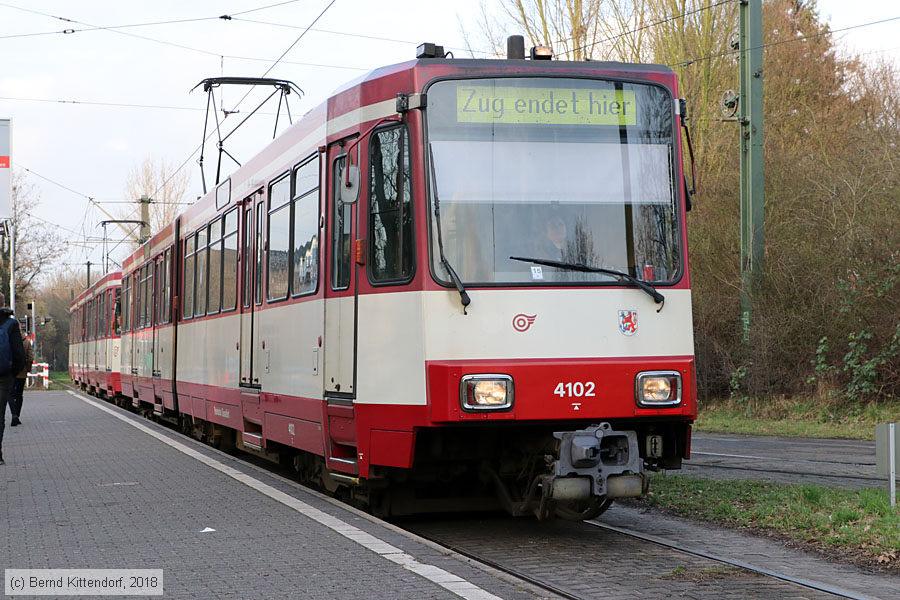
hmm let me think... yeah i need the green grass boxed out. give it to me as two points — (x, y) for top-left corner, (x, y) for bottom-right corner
(642, 473), (900, 569)
(24, 369), (69, 391)
(695, 395), (900, 440)
(49, 370), (69, 384)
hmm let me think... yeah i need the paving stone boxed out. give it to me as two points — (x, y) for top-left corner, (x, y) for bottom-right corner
(0, 391), (540, 600)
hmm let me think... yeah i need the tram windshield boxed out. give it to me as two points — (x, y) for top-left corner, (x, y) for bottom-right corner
(426, 77), (682, 286)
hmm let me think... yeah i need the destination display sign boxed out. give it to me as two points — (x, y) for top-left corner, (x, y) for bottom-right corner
(457, 86), (637, 126)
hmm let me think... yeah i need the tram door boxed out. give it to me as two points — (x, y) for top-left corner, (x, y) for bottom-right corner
(239, 191), (263, 388)
(324, 140), (358, 398)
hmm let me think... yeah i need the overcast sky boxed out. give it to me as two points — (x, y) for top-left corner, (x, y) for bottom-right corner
(0, 0), (896, 281)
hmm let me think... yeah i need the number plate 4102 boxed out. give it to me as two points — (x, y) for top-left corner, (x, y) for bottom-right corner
(553, 382), (596, 398)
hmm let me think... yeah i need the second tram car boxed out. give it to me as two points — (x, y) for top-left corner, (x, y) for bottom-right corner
(72, 41), (696, 519)
(69, 271), (122, 398)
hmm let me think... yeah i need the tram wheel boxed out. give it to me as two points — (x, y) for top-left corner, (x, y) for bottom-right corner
(554, 497), (613, 521)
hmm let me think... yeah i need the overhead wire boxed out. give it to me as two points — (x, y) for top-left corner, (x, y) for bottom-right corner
(98, 2), (343, 269)
(17, 165), (142, 264)
(229, 17), (490, 55)
(146, 0), (341, 225)
(568, 0), (734, 58)
(0, 96), (205, 112)
(229, 0), (303, 17)
(671, 14), (900, 67)
(0, 95), (322, 115)
(0, 0), (302, 38)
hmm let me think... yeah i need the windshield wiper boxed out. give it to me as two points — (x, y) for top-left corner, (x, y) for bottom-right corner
(429, 145), (470, 314)
(510, 256), (665, 311)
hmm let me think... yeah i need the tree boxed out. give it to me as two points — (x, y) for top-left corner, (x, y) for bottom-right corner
(467, 0), (608, 60)
(466, 0), (900, 400)
(32, 270), (84, 369)
(0, 170), (65, 306)
(116, 156), (191, 253)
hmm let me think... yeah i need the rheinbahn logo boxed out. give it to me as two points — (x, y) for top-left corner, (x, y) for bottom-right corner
(618, 310), (638, 336)
(512, 314), (537, 332)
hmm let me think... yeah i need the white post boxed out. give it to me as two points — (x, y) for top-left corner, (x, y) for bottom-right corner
(890, 422), (896, 508)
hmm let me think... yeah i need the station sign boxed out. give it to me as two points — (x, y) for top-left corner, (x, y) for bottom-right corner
(0, 119), (9, 220)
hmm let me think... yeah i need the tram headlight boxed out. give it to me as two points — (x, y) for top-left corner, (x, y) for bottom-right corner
(460, 374), (514, 411)
(635, 371), (682, 407)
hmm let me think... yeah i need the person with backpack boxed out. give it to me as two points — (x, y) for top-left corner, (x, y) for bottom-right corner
(0, 293), (26, 466)
(10, 328), (33, 427)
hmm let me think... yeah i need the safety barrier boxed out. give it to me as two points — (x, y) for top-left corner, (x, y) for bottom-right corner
(26, 363), (50, 389)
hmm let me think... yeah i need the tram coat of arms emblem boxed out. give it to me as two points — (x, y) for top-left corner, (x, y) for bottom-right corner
(618, 310), (638, 336)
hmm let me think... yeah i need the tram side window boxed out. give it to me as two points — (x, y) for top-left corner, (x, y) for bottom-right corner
(137, 267), (144, 328)
(208, 219), (223, 314)
(183, 235), (196, 319)
(195, 228), (208, 317)
(162, 248), (172, 324)
(121, 277), (128, 332)
(109, 290), (114, 335)
(146, 264), (154, 328)
(139, 264), (151, 329)
(154, 260), (163, 325)
(267, 174), (291, 301)
(292, 157), (319, 296)
(106, 291), (111, 335)
(369, 126), (413, 283)
(242, 209), (252, 308)
(222, 208), (238, 311)
(99, 293), (107, 338)
(332, 156), (352, 290)
(256, 201), (264, 305)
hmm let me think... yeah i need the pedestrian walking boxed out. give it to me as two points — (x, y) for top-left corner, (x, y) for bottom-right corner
(10, 328), (33, 427)
(0, 293), (26, 466)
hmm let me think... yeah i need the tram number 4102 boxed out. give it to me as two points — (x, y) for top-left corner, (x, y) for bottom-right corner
(554, 382), (596, 398)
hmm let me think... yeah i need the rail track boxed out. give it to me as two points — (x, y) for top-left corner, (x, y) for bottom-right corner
(685, 433), (893, 489)
(67, 384), (894, 599)
(403, 514), (874, 600)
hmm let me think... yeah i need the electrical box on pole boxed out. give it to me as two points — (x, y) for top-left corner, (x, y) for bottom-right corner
(739, 0), (765, 343)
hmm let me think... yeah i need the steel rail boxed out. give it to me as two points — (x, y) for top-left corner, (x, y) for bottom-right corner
(692, 450), (875, 467)
(687, 461), (890, 483)
(406, 530), (584, 600)
(584, 520), (874, 600)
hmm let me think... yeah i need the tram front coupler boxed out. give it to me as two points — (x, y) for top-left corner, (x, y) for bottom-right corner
(549, 422), (646, 501)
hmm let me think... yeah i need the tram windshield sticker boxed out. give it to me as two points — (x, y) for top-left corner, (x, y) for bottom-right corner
(456, 87), (637, 126)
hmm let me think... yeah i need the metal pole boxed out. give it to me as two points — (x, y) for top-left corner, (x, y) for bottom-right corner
(739, 0), (764, 343)
(8, 220), (14, 313)
(86, 260), (92, 288)
(30, 299), (35, 360)
(890, 422), (896, 507)
(139, 195), (151, 245)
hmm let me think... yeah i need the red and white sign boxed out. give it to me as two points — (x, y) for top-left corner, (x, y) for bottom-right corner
(0, 119), (9, 220)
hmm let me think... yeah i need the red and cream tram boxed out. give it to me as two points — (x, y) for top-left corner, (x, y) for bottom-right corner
(69, 271), (122, 398)
(72, 40), (696, 519)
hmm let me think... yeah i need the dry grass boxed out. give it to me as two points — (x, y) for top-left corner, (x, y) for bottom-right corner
(695, 393), (900, 440)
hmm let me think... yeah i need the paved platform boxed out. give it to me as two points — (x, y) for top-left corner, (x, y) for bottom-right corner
(0, 391), (543, 599)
